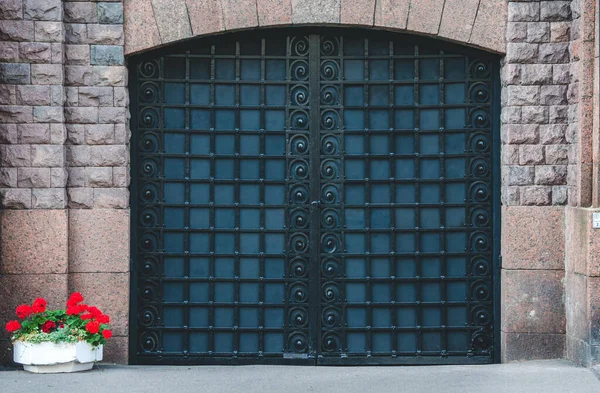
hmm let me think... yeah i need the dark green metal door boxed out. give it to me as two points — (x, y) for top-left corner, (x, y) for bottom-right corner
(130, 28), (500, 365)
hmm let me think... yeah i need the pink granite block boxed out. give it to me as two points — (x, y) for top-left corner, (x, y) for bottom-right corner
(502, 206), (565, 270)
(469, 0), (508, 54)
(565, 207), (588, 275)
(588, 277), (600, 345)
(69, 209), (130, 273)
(374, 0), (410, 29)
(438, 0), (479, 43)
(69, 273), (129, 337)
(150, 0), (191, 44)
(0, 274), (68, 340)
(341, 0), (375, 26)
(565, 272), (589, 342)
(186, 0), (225, 36)
(257, 0), (292, 26)
(124, 0), (161, 54)
(292, 0), (340, 24)
(103, 336), (129, 364)
(501, 269), (565, 334)
(587, 211), (600, 277)
(222, 0), (259, 30)
(1, 209), (68, 275)
(406, 0), (444, 35)
(501, 332), (565, 362)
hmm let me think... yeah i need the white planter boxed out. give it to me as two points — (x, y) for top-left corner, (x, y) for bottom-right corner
(13, 341), (103, 373)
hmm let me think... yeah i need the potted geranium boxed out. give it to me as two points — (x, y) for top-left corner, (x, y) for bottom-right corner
(4, 292), (112, 373)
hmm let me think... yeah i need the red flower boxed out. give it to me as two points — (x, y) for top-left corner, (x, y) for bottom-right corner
(80, 313), (93, 320)
(31, 298), (47, 314)
(87, 306), (103, 319)
(97, 314), (110, 324)
(85, 321), (100, 334)
(66, 292), (84, 307)
(67, 305), (83, 315)
(41, 320), (56, 333)
(15, 304), (32, 319)
(6, 320), (21, 333)
(102, 329), (112, 339)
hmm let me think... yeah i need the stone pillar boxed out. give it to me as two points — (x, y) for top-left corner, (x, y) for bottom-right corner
(500, 1), (572, 361)
(564, 0), (600, 367)
(63, 0), (129, 364)
(0, 0), (129, 364)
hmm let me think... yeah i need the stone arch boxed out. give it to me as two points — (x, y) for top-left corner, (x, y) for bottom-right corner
(124, 0), (507, 55)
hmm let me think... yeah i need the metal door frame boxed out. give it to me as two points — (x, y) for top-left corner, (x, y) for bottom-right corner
(128, 27), (501, 365)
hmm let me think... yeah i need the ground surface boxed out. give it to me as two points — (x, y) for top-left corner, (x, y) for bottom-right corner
(1, 360), (599, 393)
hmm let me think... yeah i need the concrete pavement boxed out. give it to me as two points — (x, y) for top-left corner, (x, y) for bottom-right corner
(1, 360), (599, 393)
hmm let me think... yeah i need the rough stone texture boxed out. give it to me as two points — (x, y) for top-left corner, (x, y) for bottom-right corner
(257, 0), (292, 26)
(470, 0), (508, 53)
(0, 209), (67, 274)
(69, 209), (130, 273)
(123, 0), (160, 54)
(501, 269), (565, 334)
(502, 206), (565, 270)
(501, 332), (565, 362)
(150, 0), (191, 43)
(438, 0), (479, 43)
(292, 0), (340, 24)
(341, 0), (375, 26)
(374, 0), (410, 30)
(406, 0), (444, 35)
(184, 0), (224, 37)
(222, 0), (259, 30)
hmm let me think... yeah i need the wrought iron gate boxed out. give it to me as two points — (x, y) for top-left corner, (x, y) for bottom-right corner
(130, 29), (500, 365)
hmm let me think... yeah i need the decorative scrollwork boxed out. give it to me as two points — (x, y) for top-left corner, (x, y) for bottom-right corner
(320, 159), (339, 180)
(290, 185), (309, 204)
(141, 280), (158, 301)
(140, 132), (159, 153)
(321, 110), (339, 130)
(290, 257), (308, 278)
(290, 233), (309, 253)
(470, 158), (490, 178)
(140, 208), (159, 227)
(320, 37), (339, 56)
(290, 282), (309, 303)
(469, 108), (490, 128)
(469, 132), (490, 152)
(471, 280), (492, 301)
(321, 306), (341, 328)
(291, 159), (310, 180)
(470, 208), (490, 227)
(321, 233), (340, 253)
(471, 305), (492, 326)
(291, 37), (309, 57)
(140, 306), (159, 327)
(469, 182), (491, 203)
(140, 232), (159, 252)
(140, 183), (159, 203)
(289, 307), (309, 328)
(288, 331), (308, 353)
(469, 60), (491, 79)
(471, 257), (491, 276)
(291, 85), (309, 106)
(321, 258), (340, 277)
(321, 184), (339, 204)
(139, 60), (159, 79)
(140, 331), (159, 352)
(471, 330), (493, 352)
(291, 60), (309, 81)
(140, 159), (159, 178)
(290, 135), (309, 155)
(471, 232), (491, 252)
(140, 82), (160, 103)
(321, 332), (341, 352)
(320, 86), (339, 105)
(290, 208), (309, 229)
(320, 61), (339, 81)
(322, 282), (340, 302)
(321, 135), (339, 155)
(321, 209), (339, 229)
(140, 107), (159, 128)
(141, 256), (159, 276)
(469, 82), (490, 104)
(291, 110), (309, 130)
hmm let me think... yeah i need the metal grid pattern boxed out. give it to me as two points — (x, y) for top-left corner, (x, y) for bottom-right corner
(130, 28), (499, 365)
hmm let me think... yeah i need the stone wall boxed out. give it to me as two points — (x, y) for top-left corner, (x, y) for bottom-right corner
(0, 0), (129, 364)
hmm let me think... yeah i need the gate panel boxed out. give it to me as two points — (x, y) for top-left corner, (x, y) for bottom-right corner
(132, 33), (316, 364)
(314, 33), (497, 364)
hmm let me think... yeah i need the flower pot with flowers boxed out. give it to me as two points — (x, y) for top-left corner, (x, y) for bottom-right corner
(5, 292), (112, 373)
